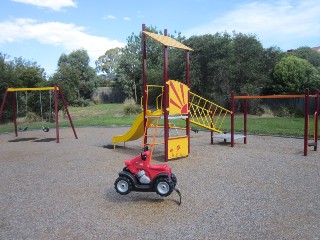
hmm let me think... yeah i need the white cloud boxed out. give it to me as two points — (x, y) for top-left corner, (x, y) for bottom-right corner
(11, 0), (77, 11)
(185, 0), (320, 49)
(103, 15), (116, 20)
(123, 17), (131, 21)
(0, 18), (125, 60)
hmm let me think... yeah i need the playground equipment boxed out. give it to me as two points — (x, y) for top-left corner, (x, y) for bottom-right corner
(230, 88), (319, 156)
(0, 86), (78, 143)
(112, 109), (162, 147)
(114, 146), (181, 205)
(112, 24), (232, 162)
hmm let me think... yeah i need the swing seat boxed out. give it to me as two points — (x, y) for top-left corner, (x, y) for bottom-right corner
(42, 126), (50, 132)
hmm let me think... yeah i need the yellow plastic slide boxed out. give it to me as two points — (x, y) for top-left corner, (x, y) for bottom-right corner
(112, 109), (162, 147)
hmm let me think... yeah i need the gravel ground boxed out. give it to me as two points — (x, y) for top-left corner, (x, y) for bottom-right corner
(0, 127), (319, 240)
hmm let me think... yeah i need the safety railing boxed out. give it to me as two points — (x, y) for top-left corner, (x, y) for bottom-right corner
(144, 85), (164, 112)
(189, 92), (232, 133)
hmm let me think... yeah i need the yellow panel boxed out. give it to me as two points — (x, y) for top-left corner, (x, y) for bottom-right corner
(143, 31), (193, 51)
(167, 80), (189, 115)
(168, 136), (189, 159)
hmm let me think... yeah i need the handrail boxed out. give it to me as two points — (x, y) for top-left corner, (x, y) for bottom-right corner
(145, 85), (164, 112)
(189, 91), (232, 133)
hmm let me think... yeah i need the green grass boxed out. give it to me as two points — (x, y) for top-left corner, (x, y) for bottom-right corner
(0, 103), (318, 138)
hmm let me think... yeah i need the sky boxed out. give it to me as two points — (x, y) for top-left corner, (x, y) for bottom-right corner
(0, 0), (319, 77)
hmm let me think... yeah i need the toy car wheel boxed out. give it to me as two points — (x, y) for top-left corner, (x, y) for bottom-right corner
(171, 173), (177, 186)
(115, 177), (132, 195)
(154, 178), (174, 197)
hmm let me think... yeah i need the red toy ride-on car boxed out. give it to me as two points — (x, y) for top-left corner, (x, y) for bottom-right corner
(114, 147), (181, 204)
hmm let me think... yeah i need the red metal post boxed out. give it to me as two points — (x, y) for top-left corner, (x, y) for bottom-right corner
(186, 51), (191, 153)
(231, 91), (235, 147)
(210, 105), (214, 145)
(58, 86), (78, 139)
(164, 29), (169, 162)
(314, 89), (319, 151)
(244, 92), (248, 144)
(54, 85), (59, 143)
(304, 88), (309, 156)
(142, 24), (148, 145)
(0, 88), (9, 121)
(11, 92), (18, 137)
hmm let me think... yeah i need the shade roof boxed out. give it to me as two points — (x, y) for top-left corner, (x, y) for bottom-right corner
(143, 31), (193, 51)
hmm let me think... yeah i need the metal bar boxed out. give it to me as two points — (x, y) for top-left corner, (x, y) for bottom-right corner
(54, 85), (59, 143)
(244, 92), (248, 144)
(58, 85), (78, 140)
(0, 88), (9, 121)
(164, 29), (169, 162)
(234, 94), (305, 99)
(186, 51), (190, 154)
(314, 89), (319, 151)
(304, 88), (309, 156)
(231, 91), (235, 147)
(142, 24), (148, 146)
(11, 92), (18, 137)
(7, 87), (57, 92)
(211, 105), (214, 145)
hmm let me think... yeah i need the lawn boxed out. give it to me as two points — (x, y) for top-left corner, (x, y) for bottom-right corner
(0, 103), (318, 138)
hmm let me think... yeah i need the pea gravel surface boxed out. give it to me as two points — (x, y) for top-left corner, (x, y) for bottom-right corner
(0, 127), (319, 239)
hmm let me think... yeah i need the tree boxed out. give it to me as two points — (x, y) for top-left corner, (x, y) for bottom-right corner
(266, 55), (320, 94)
(49, 49), (98, 105)
(185, 33), (234, 102)
(292, 46), (320, 71)
(116, 26), (184, 102)
(95, 47), (122, 75)
(185, 32), (270, 106)
(0, 53), (47, 120)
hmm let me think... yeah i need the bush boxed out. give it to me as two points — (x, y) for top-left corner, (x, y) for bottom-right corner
(123, 98), (141, 115)
(72, 98), (91, 107)
(274, 107), (303, 118)
(25, 112), (40, 123)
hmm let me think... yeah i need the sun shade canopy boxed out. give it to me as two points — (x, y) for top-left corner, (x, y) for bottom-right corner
(143, 31), (193, 51)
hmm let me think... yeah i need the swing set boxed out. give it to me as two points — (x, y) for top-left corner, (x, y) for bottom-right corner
(0, 86), (78, 143)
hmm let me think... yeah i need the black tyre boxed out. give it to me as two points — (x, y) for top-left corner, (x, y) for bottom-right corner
(154, 178), (174, 197)
(171, 173), (177, 186)
(114, 176), (132, 195)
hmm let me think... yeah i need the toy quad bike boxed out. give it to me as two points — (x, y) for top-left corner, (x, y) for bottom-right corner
(114, 147), (181, 205)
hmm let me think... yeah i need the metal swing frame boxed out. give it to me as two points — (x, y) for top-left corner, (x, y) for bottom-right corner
(0, 85), (78, 143)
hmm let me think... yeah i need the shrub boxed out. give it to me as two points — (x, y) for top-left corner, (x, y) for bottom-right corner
(274, 107), (303, 118)
(123, 98), (141, 115)
(25, 112), (40, 123)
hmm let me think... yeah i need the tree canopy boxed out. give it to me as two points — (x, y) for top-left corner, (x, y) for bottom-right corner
(1, 25), (320, 113)
(48, 49), (98, 106)
(265, 55), (320, 94)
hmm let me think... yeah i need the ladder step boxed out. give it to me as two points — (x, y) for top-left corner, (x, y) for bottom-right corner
(144, 142), (164, 146)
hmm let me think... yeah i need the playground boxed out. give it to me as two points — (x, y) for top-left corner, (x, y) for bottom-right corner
(0, 127), (319, 239)
(1, 25), (319, 239)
